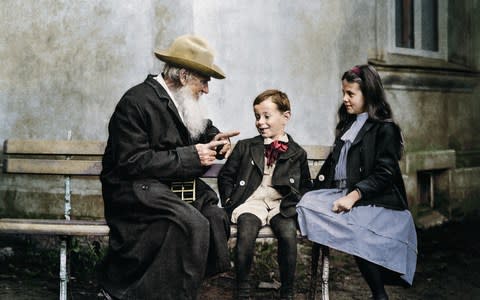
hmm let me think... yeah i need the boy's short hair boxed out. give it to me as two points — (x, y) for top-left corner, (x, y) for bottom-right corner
(253, 89), (291, 113)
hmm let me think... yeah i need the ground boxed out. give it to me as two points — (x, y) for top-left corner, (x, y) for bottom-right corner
(1, 216), (480, 299)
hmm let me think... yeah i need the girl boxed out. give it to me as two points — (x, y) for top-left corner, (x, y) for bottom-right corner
(297, 65), (417, 300)
(218, 89), (311, 300)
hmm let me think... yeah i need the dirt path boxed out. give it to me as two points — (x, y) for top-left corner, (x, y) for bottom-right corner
(1, 217), (479, 299)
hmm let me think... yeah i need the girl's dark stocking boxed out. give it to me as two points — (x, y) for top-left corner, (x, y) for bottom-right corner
(355, 256), (389, 300)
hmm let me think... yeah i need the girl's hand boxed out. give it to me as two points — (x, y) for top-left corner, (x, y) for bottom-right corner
(332, 189), (362, 213)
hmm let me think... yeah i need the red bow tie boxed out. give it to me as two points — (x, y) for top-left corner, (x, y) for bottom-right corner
(265, 140), (288, 167)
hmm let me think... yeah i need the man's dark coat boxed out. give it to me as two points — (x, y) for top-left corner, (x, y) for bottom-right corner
(99, 75), (230, 300)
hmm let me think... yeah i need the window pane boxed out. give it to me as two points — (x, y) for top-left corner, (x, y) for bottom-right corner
(421, 0), (439, 51)
(396, 0), (414, 48)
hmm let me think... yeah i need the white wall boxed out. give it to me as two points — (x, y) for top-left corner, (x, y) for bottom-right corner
(192, 0), (376, 145)
(0, 0), (378, 146)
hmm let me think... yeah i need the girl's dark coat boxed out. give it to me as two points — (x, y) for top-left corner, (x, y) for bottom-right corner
(218, 135), (312, 218)
(315, 119), (408, 210)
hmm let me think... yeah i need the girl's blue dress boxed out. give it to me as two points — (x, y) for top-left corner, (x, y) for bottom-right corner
(297, 188), (417, 285)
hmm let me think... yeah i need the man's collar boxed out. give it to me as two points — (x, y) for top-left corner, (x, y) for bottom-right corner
(154, 75), (176, 103)
(154, 75), (184, 122)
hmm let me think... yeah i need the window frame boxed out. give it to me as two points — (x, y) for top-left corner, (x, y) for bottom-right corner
(388, 0), (448, 60)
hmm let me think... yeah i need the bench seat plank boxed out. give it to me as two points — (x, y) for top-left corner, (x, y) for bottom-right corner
(230, 225), (272, 239)
(0, 219), (109, 236)
(229, 225), (302, 239)
(0, 218), (294, 240)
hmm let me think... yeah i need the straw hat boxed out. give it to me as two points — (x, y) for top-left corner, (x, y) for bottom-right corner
(154, 35), (225, 79)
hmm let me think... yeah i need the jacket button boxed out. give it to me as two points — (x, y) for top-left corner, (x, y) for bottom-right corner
(239, 180), (246, 186)
(251, 160), (254, 165)
(318, 174), (325, 181)
(289, 178), (295, 183)
(141, 184), (149, 190)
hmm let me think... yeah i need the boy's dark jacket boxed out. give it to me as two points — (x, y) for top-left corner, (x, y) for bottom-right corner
(218, 135), (312, 217)
(315, 119), (408, 210)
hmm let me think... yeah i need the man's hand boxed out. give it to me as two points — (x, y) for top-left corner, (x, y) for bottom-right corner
(195, 140), (228, 166)
(332, 189), (361, 213)
(213, 131), (240, 159)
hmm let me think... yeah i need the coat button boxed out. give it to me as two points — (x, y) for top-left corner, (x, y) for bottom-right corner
(318, 174), (325, 181)
(289, 178), (295, 183)
(141, 184), (149, 190)
(239, 180), (246, 186)
(251, 160), (254, 165)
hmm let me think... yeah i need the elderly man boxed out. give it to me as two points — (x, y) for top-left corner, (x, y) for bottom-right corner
(99, 35), (239, 300)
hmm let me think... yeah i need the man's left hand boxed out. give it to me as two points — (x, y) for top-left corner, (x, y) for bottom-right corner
(214, 131), (240, 159)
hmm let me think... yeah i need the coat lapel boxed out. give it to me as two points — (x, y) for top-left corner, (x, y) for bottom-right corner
(250, 137), (265, 173)
(249, 135), (300, 173)
(277, 134), (298, 161)
(351, 121), (374, 146)
(145, 75), (192, 144)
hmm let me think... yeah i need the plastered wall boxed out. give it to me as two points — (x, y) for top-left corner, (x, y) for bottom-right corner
(0, 0), (380, 145)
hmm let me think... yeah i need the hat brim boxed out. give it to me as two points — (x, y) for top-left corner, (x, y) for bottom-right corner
(154, 51), (225, 79)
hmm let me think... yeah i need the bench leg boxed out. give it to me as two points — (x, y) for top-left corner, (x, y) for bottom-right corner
(309, 242), (321, 300)
(320, 245), (330, 300)
(59, 237), (69, 300)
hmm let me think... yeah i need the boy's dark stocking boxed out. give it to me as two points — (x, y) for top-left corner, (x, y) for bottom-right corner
(355, 256), (389, 300)
(235, 213), (262, 299)
(270, 214), (297, 300)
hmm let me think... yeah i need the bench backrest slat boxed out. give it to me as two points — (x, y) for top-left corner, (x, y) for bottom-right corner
(303, 145), (332, 161)
(4, 158), (102, 176)
(2, 140), (331, 177)
(202, 144), (331, 178)
(4, 139), (106, 156)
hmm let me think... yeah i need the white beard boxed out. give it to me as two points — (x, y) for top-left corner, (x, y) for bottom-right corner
(173, 86), (208, 140)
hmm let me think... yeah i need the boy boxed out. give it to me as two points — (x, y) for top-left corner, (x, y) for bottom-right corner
(218, 89), (311, 300)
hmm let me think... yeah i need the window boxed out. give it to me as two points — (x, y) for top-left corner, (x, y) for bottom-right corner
(390, 0), (447, 59)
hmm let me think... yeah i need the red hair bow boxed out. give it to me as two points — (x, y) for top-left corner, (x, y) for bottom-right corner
(351, 66), (361, 76)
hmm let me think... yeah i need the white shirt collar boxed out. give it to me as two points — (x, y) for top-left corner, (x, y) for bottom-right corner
(264, 134), (289, 145)
(154, 75), (184, 121)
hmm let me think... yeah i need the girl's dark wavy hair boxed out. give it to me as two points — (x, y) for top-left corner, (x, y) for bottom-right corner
(337, 64), (404, 157)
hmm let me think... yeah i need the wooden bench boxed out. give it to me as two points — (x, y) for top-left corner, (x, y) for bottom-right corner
(1, 139), (331, 300)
